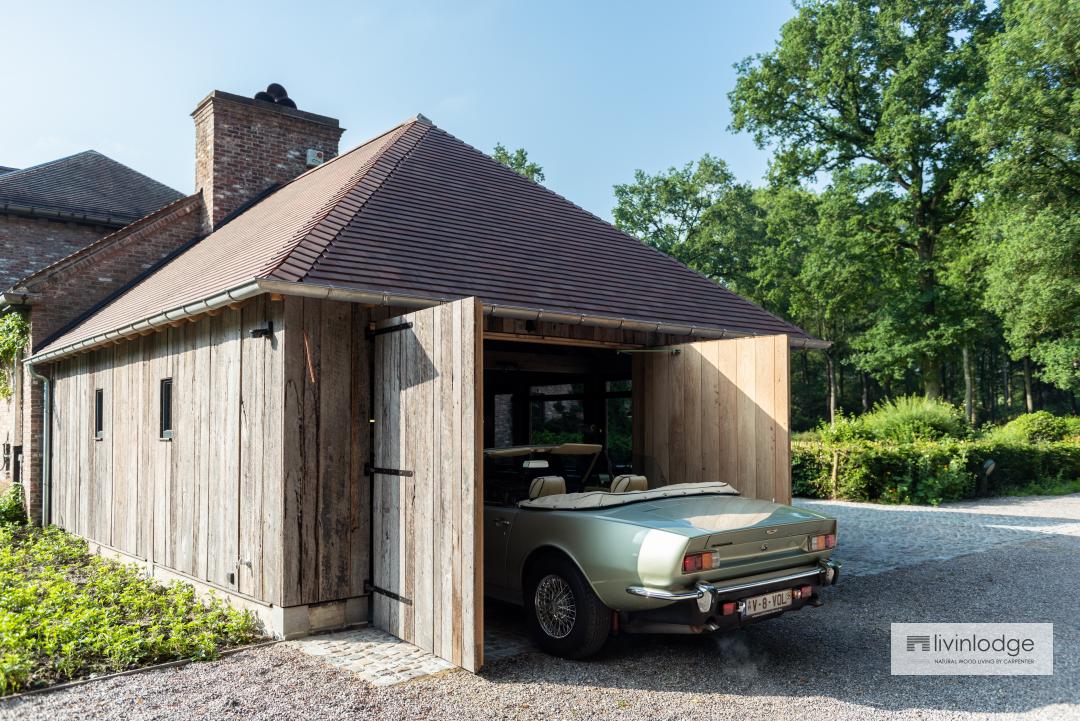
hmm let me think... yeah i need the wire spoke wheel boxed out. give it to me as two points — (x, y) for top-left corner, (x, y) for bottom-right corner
(534, 574), (577, 639)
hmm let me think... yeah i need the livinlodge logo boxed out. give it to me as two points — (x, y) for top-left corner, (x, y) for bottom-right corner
(892, 623), (1053, 676)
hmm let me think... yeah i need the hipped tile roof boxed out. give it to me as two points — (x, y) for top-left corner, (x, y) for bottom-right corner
(36, 116), (818, 358)
(0, 150), (183, 225)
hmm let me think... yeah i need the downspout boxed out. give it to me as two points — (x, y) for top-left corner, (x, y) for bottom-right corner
(26, 361), (50, 527)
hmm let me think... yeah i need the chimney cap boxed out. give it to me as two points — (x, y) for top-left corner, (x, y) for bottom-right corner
(192, 90), (341, 129)
(255, 83), (297, 109)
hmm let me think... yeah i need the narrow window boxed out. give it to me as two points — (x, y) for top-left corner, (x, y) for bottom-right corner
(160, 378), (173, 439)
(94, 389), (104, 439)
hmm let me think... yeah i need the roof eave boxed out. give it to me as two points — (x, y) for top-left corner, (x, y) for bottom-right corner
(0, 201), (133, 228)
(29, 277), (829, 366)
(261, 279), (831, 350)
(28, 280), (265, 365)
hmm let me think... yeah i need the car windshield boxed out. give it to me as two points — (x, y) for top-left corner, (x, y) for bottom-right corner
(483, 444), (605, 505)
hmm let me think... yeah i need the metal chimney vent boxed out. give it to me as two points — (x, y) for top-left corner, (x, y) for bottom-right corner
(254, 83), (297, 109)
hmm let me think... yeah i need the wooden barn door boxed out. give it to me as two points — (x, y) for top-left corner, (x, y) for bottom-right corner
(632, 334), (791, 504)
(371, 297), (484, 672)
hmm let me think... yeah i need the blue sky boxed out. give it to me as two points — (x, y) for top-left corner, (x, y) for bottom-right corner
(1, 1), (795, 220)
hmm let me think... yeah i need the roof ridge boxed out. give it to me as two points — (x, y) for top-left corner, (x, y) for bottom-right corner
(0, 150), (97, 183)
(258, 119), (433, 282)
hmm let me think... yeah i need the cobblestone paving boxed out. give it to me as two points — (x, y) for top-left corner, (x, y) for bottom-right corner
(796, 493), (1080, 578)
(287, 604), (532, 687)
(288, 628), (456, 687)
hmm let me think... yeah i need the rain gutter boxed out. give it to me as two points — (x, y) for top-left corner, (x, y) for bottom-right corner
(29, 279), (830, 365)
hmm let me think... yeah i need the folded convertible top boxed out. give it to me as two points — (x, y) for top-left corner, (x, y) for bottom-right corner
(517, 482), (739, 510)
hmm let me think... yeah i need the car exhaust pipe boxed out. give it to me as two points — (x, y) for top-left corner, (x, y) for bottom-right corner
(621, 620), (718, 635)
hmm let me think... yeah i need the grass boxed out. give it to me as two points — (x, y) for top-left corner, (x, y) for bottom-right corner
(0, 517), (262, 695)
(1001, 475), (1080, 498)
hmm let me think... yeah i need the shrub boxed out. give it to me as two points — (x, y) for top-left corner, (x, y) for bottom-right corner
(791, 437), (1079, 505)
(1064, 416), (1080, 440)
(0, 484), (26, 526)
(964, 439), (1080, 495)
(988, 411), (1072, 443)
(0, 526), (262, 694)
(859, 395), (968, 442)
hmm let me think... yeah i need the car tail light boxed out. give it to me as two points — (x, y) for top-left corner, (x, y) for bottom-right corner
(721, 601), (737, 615)
(682, 552), (717, 574)
(682, 550), (720, 574)
(809, 534), (837, 551)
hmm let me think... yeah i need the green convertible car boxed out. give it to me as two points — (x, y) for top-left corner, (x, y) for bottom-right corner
(484, 443), (841, 658)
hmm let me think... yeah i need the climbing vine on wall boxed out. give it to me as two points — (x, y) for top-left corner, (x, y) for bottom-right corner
(0, 312), (29, 400)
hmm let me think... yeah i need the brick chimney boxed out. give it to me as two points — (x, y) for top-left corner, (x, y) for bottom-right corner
(192, 85), (343, 230)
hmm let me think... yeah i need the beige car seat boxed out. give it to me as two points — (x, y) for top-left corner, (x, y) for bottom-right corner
(610, 474), (648, 493)
(529, 475), (567, 499)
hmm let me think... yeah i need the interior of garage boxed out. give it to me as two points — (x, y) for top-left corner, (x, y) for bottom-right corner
(483, 340), (634, 476)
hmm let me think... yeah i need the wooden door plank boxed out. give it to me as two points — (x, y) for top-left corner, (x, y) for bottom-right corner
(754, 338), (776, 501)
(410, 307), (435, 653)
(261, 298), (285, 603)
(316, 301), (352, 602)
(700, 341), (721, 484)
(773, 336), (791, 504)
(450, 300), (464, 667)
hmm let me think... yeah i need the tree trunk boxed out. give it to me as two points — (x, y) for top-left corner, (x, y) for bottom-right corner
(837, 363), (844, 411)
(985, 350), (996, 421)
(1023, 357), (1035, 412)
(825, 352), (837, 424)
(861, 372), (870, 413)
(962, 346), (976, 426)
(1002, 356), (1011, 409)
(923, 356), (944, 399)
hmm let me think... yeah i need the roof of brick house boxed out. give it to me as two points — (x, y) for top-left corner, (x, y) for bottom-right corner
(33, 116), (823, 361)
(0, 150), (183, 226)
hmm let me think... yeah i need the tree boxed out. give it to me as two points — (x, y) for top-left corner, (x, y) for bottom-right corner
(493, 143), (545, 183)
(968, 0), (1080, 394)
(612, 155), (764, 294)
(729, 0), (1001, 398)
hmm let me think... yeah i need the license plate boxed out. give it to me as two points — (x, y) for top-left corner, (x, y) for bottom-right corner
(741, 588), (792, 617)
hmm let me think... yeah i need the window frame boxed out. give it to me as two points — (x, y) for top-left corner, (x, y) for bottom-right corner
(94, 388), (104, 440)
(159, 378), (174, 440)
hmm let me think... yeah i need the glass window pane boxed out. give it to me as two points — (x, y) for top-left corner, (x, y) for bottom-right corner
(530, 398), (584, 445)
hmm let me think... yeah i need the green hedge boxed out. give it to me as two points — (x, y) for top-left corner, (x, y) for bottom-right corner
(793, 438), (1080, 505)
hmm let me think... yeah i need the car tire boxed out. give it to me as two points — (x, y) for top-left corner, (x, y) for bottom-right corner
(524, 554), (610, 659)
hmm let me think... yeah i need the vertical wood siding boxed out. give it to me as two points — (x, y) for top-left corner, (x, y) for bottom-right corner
(633, 335), (792, 504)
(279, 297), (372, 608)
(371, 298), (484, 672)
(47, 297), (287, 604)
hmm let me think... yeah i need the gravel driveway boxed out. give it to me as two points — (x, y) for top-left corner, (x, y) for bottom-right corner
(5, 494), (1078, 721)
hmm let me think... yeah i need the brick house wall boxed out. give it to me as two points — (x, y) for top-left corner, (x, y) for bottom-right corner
(0, 214), (114, 290)
(1, 213), (117, 488)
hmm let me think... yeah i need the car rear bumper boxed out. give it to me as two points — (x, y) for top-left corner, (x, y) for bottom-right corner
(620, 559), (841, 633)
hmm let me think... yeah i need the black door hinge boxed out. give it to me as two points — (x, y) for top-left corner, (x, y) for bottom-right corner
(364, 580), (412, 605)
(366, 321), (413, 339)
(365, 463), (414, 478)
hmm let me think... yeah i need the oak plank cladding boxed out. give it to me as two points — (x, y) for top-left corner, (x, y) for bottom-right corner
(371, 297), (484, 672)
(636, 335), (792, 504)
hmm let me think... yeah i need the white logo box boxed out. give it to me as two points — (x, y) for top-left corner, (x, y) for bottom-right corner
(891, 623), (1053, 676)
